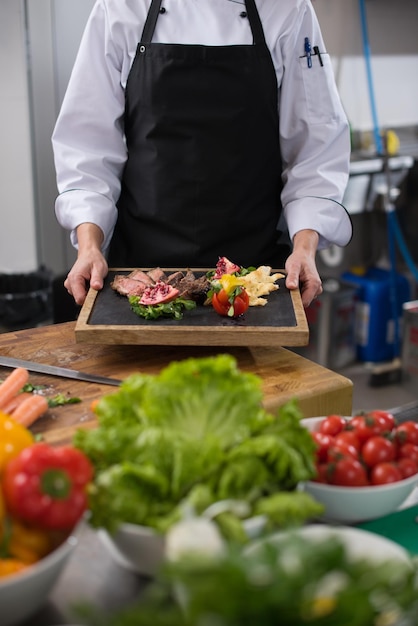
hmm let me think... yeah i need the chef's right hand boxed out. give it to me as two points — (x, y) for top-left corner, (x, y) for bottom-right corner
(64, 223), (108, 306)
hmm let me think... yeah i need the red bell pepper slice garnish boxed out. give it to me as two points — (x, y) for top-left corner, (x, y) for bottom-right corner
(2, 443), (93, 531)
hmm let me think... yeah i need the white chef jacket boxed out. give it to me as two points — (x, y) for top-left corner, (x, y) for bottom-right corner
(52, 0), (353, 254)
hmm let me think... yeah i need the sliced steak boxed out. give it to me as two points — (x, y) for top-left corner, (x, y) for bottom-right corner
(166, 271), (185, 288)
(128, 269), (154, 285)
(177, 271), (210, 302)
(147, 267), (168, 283)
(110, 275), (148, 297)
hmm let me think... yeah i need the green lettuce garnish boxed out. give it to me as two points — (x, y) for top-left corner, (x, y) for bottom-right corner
(129, 296), (196, 320)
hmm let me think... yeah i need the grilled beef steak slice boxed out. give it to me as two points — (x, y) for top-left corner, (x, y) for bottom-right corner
(146, 267), (167, 283)
(176, 271), (210, 301)
(166, 271), (186, 288)
(128, 269), (155, 285)
(110, 275), (148, 297)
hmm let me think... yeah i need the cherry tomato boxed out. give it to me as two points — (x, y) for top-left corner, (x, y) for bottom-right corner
(212, 288), (249, 318)
(370, 462), (403, 485)
(328, 441), (359, 462)
(214, 288), (230, 306)
(311, 432), (334, 463)
(319, 415), (347, 437)
(395, 421), (418, 446)
(397, 457), (418, 479)
(334, 430), (361, 451)
(313, 463), (329, 483)
(398, 443), (418, 465)
(349, 413), (387, 444)
(361, 435), (396, 468)
(329, 457), (369, 487)
(368, 410), (396, 433)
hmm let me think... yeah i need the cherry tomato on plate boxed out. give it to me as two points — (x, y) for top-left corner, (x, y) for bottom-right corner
(212, 287), (250, 318)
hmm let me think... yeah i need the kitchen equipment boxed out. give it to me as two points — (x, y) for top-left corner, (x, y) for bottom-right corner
(342, 267), (410, 363)
(0, 355), (121, 386)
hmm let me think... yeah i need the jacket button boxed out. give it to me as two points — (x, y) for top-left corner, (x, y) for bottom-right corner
(159, 6), (166, 13)
(240, 11), (247, 18)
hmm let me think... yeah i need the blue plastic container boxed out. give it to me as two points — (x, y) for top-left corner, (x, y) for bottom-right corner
(341, 267), (411, 363)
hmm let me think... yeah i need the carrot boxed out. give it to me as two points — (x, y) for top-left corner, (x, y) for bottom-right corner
(90, 398), (100, 413)
(0, 368), (30, 411)
(11, 394), (49, 427)
(3, 392), (34, 416)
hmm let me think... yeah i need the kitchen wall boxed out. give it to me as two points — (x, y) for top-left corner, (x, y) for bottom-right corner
(0, 0), (38, 273)
(0, 0), (417, 275)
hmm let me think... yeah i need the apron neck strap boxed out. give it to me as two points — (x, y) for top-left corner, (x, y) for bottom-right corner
(245, 0), (268, 46)
(140, 0), (268, 46)
(141, 0), (163, 44)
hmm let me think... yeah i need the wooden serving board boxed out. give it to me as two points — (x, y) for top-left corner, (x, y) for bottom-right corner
(75, 269), (309, 347)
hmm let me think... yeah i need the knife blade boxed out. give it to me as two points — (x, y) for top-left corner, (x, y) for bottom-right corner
(0, 355), (121, 386)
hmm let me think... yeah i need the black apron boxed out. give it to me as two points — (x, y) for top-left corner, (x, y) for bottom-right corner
(109, 0), (287, 268)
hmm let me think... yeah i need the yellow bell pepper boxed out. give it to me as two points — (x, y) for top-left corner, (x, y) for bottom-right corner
(218, 273), (245, 294)
(0, 410), (34, 474)
(6, 519), (54, 564)
(0, 558), (28, 578)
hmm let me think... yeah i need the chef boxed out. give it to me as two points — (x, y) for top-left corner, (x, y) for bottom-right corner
(52, 0), (352, 308)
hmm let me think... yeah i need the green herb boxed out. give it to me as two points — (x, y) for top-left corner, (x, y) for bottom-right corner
(129, 296), (197, 320)
(47, 394), (82, 408)
(73, 355), (319, 537)
(6, 382), (81, 408)
(22, 383), (45, 393)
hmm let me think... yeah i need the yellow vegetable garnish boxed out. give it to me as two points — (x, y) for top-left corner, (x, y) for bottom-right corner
(219, 274), (244, 294)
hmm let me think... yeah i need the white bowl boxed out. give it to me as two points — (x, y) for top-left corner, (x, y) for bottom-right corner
(246, 524), (411, 565)
(300, 416), (418, 523)
(98, 512), (268, 577)
(98, 524), (165, 577)
(0, 525), (81, 626)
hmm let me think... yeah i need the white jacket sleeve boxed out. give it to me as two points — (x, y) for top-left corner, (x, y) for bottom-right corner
(276, 1), (352, 249)
(52, 0), (128, 252)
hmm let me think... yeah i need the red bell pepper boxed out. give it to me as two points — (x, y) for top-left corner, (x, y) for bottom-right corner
(2, 442), (93, 531)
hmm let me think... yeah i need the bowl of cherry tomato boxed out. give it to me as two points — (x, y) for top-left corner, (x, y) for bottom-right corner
(300, 411), (418, 523)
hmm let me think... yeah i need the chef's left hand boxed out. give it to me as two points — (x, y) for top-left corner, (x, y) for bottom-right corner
(285, 229), (323, 308)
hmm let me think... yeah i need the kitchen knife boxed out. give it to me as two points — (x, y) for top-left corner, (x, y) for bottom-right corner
(0, 355), (121, 386)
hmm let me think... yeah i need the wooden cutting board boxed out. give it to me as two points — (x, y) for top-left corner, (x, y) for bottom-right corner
(75, 269), (309, 347)
(0, 322), (352, 447)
